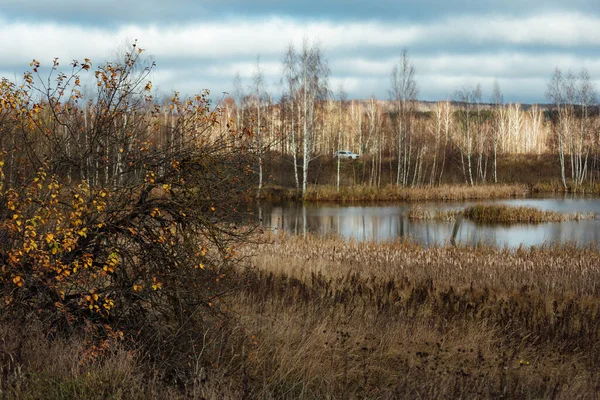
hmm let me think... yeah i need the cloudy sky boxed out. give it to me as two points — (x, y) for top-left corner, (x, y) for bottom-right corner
(1, 0), (599, 104)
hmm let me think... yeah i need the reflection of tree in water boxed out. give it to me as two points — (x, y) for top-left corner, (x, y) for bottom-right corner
(450, 216), (462, 246)
(261, 202), (600, 247)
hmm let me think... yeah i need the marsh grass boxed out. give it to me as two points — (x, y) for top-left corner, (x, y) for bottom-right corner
(533, 180), (600, 195)
(463, 204), (596, 223)
(409, 204), (596, 224)
(264, 184), (529, 202)
(0, 321), (181, 400)
(230, 233), (600, 398)
(5, 232), (600, 398)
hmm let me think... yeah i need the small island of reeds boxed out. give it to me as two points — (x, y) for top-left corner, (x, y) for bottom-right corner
(409, 204), (596, 223)
(463, 204), (595, 223)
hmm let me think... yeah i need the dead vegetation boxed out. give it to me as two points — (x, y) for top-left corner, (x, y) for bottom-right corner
(3, 233), (600, 398)
(229, 233), (600, 398)
(409, 204), (596, 223)
(268, 183), (529, 202)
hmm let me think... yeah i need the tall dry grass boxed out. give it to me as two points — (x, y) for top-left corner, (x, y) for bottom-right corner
(409, 204), (596, 223)
(463, 204), (596, 223)
(229, 233), (600, 398)
(268, 183), (529, 202)
(0, 321), (182, 400)
(4, 232), (600, 398)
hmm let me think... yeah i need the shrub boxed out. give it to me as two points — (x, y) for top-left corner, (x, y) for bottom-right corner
(0, 44), (256, 383)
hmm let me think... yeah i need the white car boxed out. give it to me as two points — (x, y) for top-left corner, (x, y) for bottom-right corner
(333, 150), (359, 160)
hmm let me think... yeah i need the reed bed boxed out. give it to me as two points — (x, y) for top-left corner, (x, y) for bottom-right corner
(463, 204), (596, 223)
(240, 232), (600, 296)
(5, 232), (600, 398)
(408, 207), (460, 220)
(272, 183), (529, 202)
(409, 204), (596, 223)
(228, 233), (600, 398)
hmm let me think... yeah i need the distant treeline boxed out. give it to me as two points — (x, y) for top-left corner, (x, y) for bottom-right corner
(228, 46), (599, 193)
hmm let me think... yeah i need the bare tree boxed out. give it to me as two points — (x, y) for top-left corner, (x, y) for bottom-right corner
(546, 68), (568, 190)
(336, 85), (347, 192)
(438, 101), (453, 184)
(473, 84), (487, 183)
(455, 86), (476, 186)
(491, 79), (504, 183)
(251, 56), (266, 197)
(575, 68), (596, 185)
(297, 39), (329, 197)
(281, 44), (301, 192)
(429, 101), (443, 185)
(390, 50), (418, 187)
(233, 72), (245, 133)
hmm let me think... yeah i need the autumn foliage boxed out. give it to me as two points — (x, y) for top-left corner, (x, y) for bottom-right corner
(0, 43), (255, 379)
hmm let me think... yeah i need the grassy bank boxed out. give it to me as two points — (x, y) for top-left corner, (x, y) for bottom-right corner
(533, 180), (600, 195)
(3, 233), (600, 398)
(262, 183), (529, 202)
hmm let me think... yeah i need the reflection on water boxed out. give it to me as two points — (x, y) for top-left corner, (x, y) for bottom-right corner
(258, 197), (600, 247)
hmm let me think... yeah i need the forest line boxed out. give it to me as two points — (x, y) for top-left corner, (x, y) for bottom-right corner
(227, 44), (599, 195)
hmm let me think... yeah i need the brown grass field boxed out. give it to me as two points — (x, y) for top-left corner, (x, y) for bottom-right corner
(224, 233), (600, 398)
(3, 232), (600, 398)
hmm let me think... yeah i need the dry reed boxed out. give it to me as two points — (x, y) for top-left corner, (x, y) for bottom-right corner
(271, 184), (529, 202)
(228, 233), (600, 398)
(5, 232), (600, 398)
(463, 204), (596, 223)
(409, 204), (596, 223)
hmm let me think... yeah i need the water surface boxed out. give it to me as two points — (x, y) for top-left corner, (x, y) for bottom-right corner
(258, 196), (600, 247)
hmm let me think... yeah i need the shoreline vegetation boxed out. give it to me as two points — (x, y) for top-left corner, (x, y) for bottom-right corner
(409, 204), (596, 223)
(258, 180), (600, 203)
(232, 233), (600, 398)
(261, 183), (530, 202)
(4, 233), (600, 398)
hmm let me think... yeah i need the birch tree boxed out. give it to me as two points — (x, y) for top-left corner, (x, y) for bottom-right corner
(251, 56), (266, 197)
(455, 86), (475, 186)
(575, 68), (596, 185)
(390, 50), (418, 187)
(546, 68), (568, 190)
(281, 44), (301, 192)
(336, 85), (347, 192)
(491, 79), (504, 183)
(297, 40), (329, 197)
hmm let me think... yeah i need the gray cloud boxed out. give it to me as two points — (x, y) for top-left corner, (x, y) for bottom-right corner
(3, 0), (600, 24)
(1, 1), (599, 104)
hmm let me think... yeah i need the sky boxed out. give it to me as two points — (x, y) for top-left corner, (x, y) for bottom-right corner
(1, 0), (599, 104)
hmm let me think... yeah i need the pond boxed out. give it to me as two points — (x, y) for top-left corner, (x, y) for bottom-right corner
(257, 196), (600, 247)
